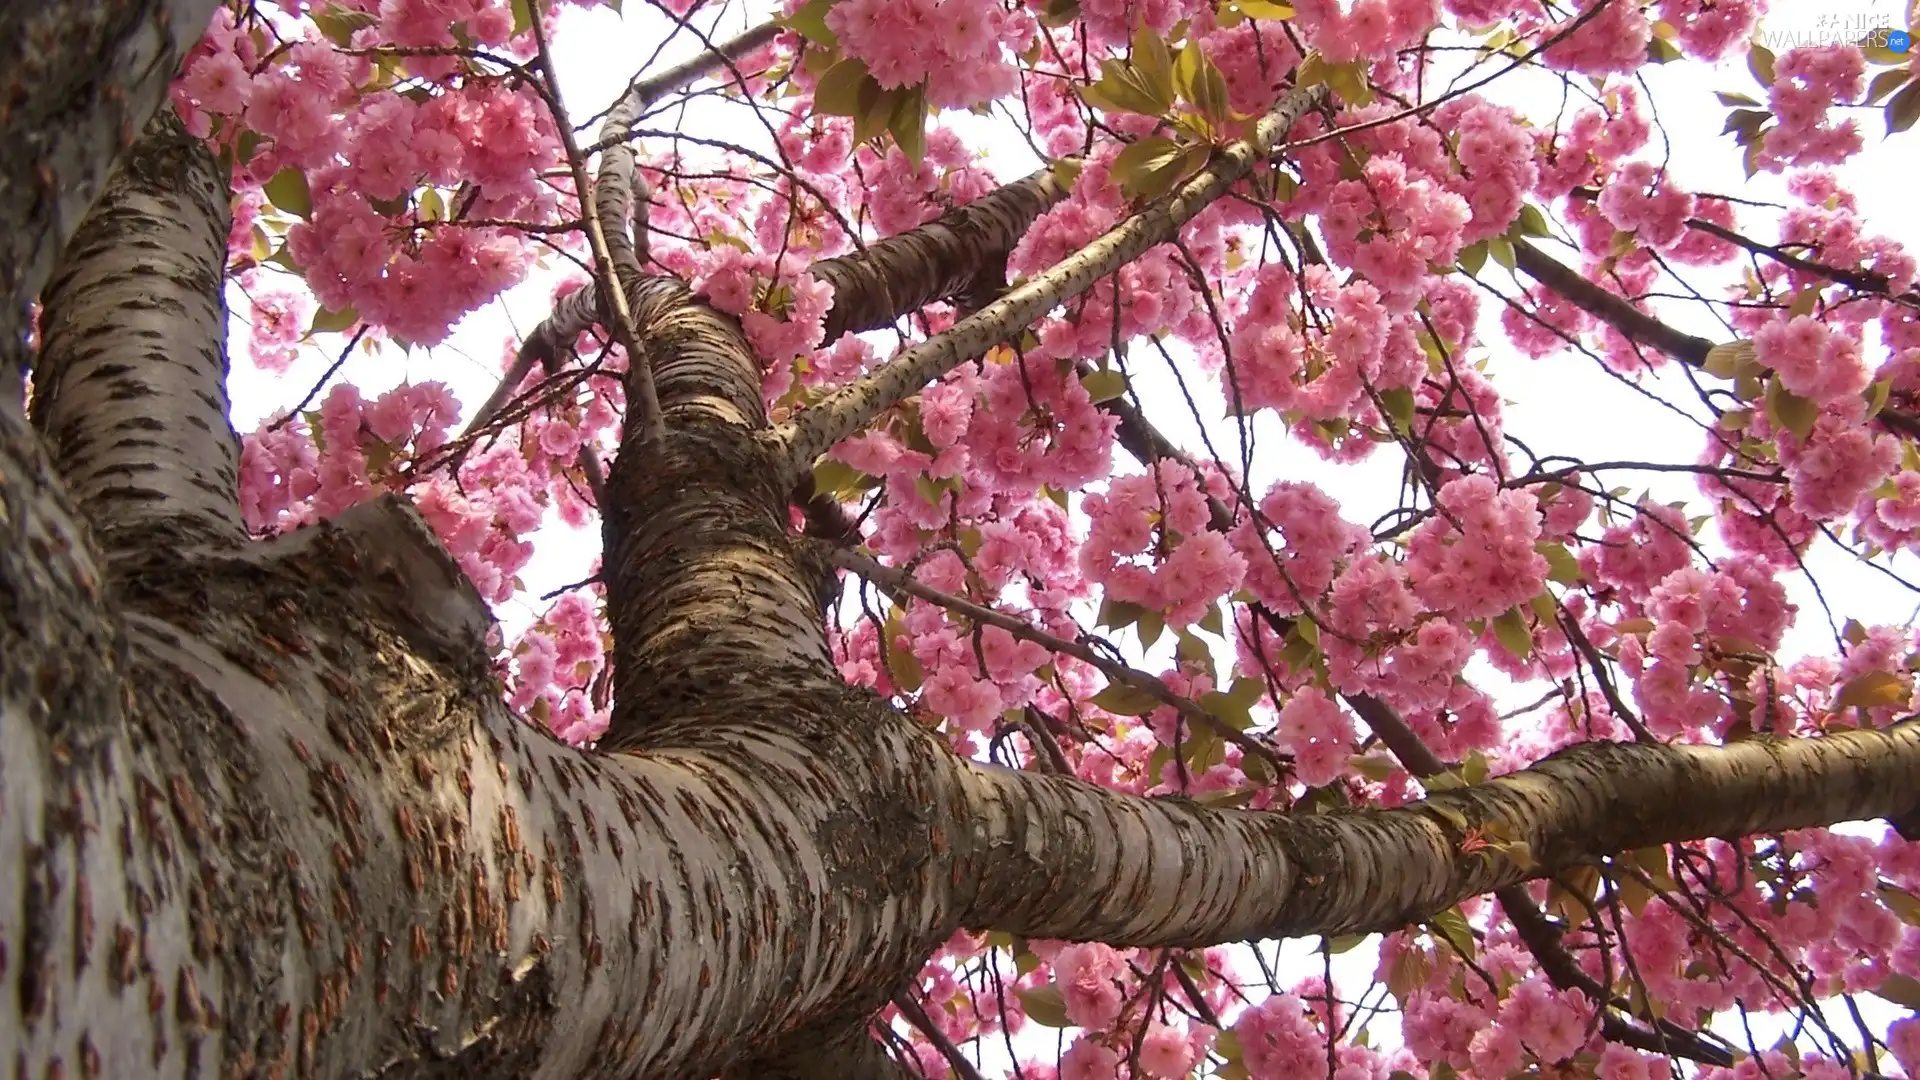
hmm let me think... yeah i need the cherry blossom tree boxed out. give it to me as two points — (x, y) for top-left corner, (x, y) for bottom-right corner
(8, 0), (1920, 1077)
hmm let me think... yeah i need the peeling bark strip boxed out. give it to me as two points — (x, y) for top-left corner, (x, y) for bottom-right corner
(957, 721), (1920, 945)
(0, 0), (221, 385)
(32, 107), (243, 554)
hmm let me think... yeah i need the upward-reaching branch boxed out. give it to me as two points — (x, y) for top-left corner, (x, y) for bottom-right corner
(31, 107), (244, 554)
(765, 84), (1328, 486)
(472, 21), (782, 456)
(807, 167), (1068, 346)
(530, 6), (667, 446)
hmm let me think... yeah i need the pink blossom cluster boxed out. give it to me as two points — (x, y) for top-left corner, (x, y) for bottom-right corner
(1405, 475), (1549, 621)
(1596, 162), (1695, 250)
(178, 4), (564, 348)
(1080, 462), (1248, 626)
(816, 0), (1035, 108)
(507, 590), (610, 744)
(1287, 0), (1439, 64)
(1762, 46), (1869, 171)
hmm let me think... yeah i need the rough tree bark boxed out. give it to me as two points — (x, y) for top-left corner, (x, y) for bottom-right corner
(6, 10), (1920, 1080)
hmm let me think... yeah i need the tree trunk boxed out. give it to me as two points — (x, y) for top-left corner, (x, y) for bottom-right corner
(7, 10), (1920, 1080)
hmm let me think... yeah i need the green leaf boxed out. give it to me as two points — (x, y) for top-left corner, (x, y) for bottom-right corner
(1324, 59), (1371, 106)
(1886, 79), (1920, 135)
(1175, 628), (1213, 670)
(1749, 42), (1776, 87)
(1429, 907), (1476, 959)
(1646, 35), (1681, 63)
(1722, 108), (1770, 140)
(1323, 933), (1368, 954)
(1865, 377), (1894, 421)
(1537, 541), (1582, 585)
(886, 86), (927, 166)
(1110, 135), (1183, 197)
(1862, 33), (1912, 65)
(1136, 608), (1165, 649)
(1226, 0), (1293, 16)
(1038, 0), (1079, 26)
(1131, 25), (1177, 110)
(1514, 203), (1551, 238)
(1456, 240), (1488, 276)
(1763, 377), (1819, 441)
(1174, 39), (1233, 127)
(311, 4), (379, 47)
(265, 244), (302, 273)
(775, 0), (838, 47)
(1487, 235), (1515, 269)
(1017, 985), (1071, 1027)
(885, 618), (923, 694)
(1098, 597), (1146, 629)
(1881, 883), (1920, 927)
(1867, 69), (1913, 106)
(1491, 605), (1532, 660)
(1079, 58), (1171, 116)
(812, 57), (873, 117)
(1049, 157), (1084, 190)
(1703, 339), (1756, 378)
(853, 83), (899, 146)
(510, 0), (533, 36)
(1713, 90), (1760, 107)
(1198, 604), (1224, 636)
(1875, 974), (1920, 1010)
(1091, 682), (1162, 716)
(811, 458), (871, 500)
(1080, 368), (1129, 403)
(307, 306), (359, 335)
(1833, 669), (1908, 712)
(263, 167), (313, 220)
(1379, 386), (1415, 435)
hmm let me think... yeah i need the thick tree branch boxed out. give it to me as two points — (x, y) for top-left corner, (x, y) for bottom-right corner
(810, 167), (1068, 346)
(31, 107), (244, 553)
(958, 719), (1920, 945)
(736, 1023), (927, 1080)
(1511, 239), (1713, 366)
(598, 276), (834, 748)
(1352, 695), (1733, 1065)
(1567, 185), (1920, 308)
(1, 0), (220, 390)
(767, 84), (1328, 484)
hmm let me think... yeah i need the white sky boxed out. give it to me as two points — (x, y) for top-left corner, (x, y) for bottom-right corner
(222, 0), (1920, 1071)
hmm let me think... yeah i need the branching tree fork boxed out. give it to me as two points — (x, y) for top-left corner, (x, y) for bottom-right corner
(4, 2), (1920, 1078)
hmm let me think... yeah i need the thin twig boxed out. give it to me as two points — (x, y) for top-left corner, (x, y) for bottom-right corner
(829, 547), (1285, 768)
